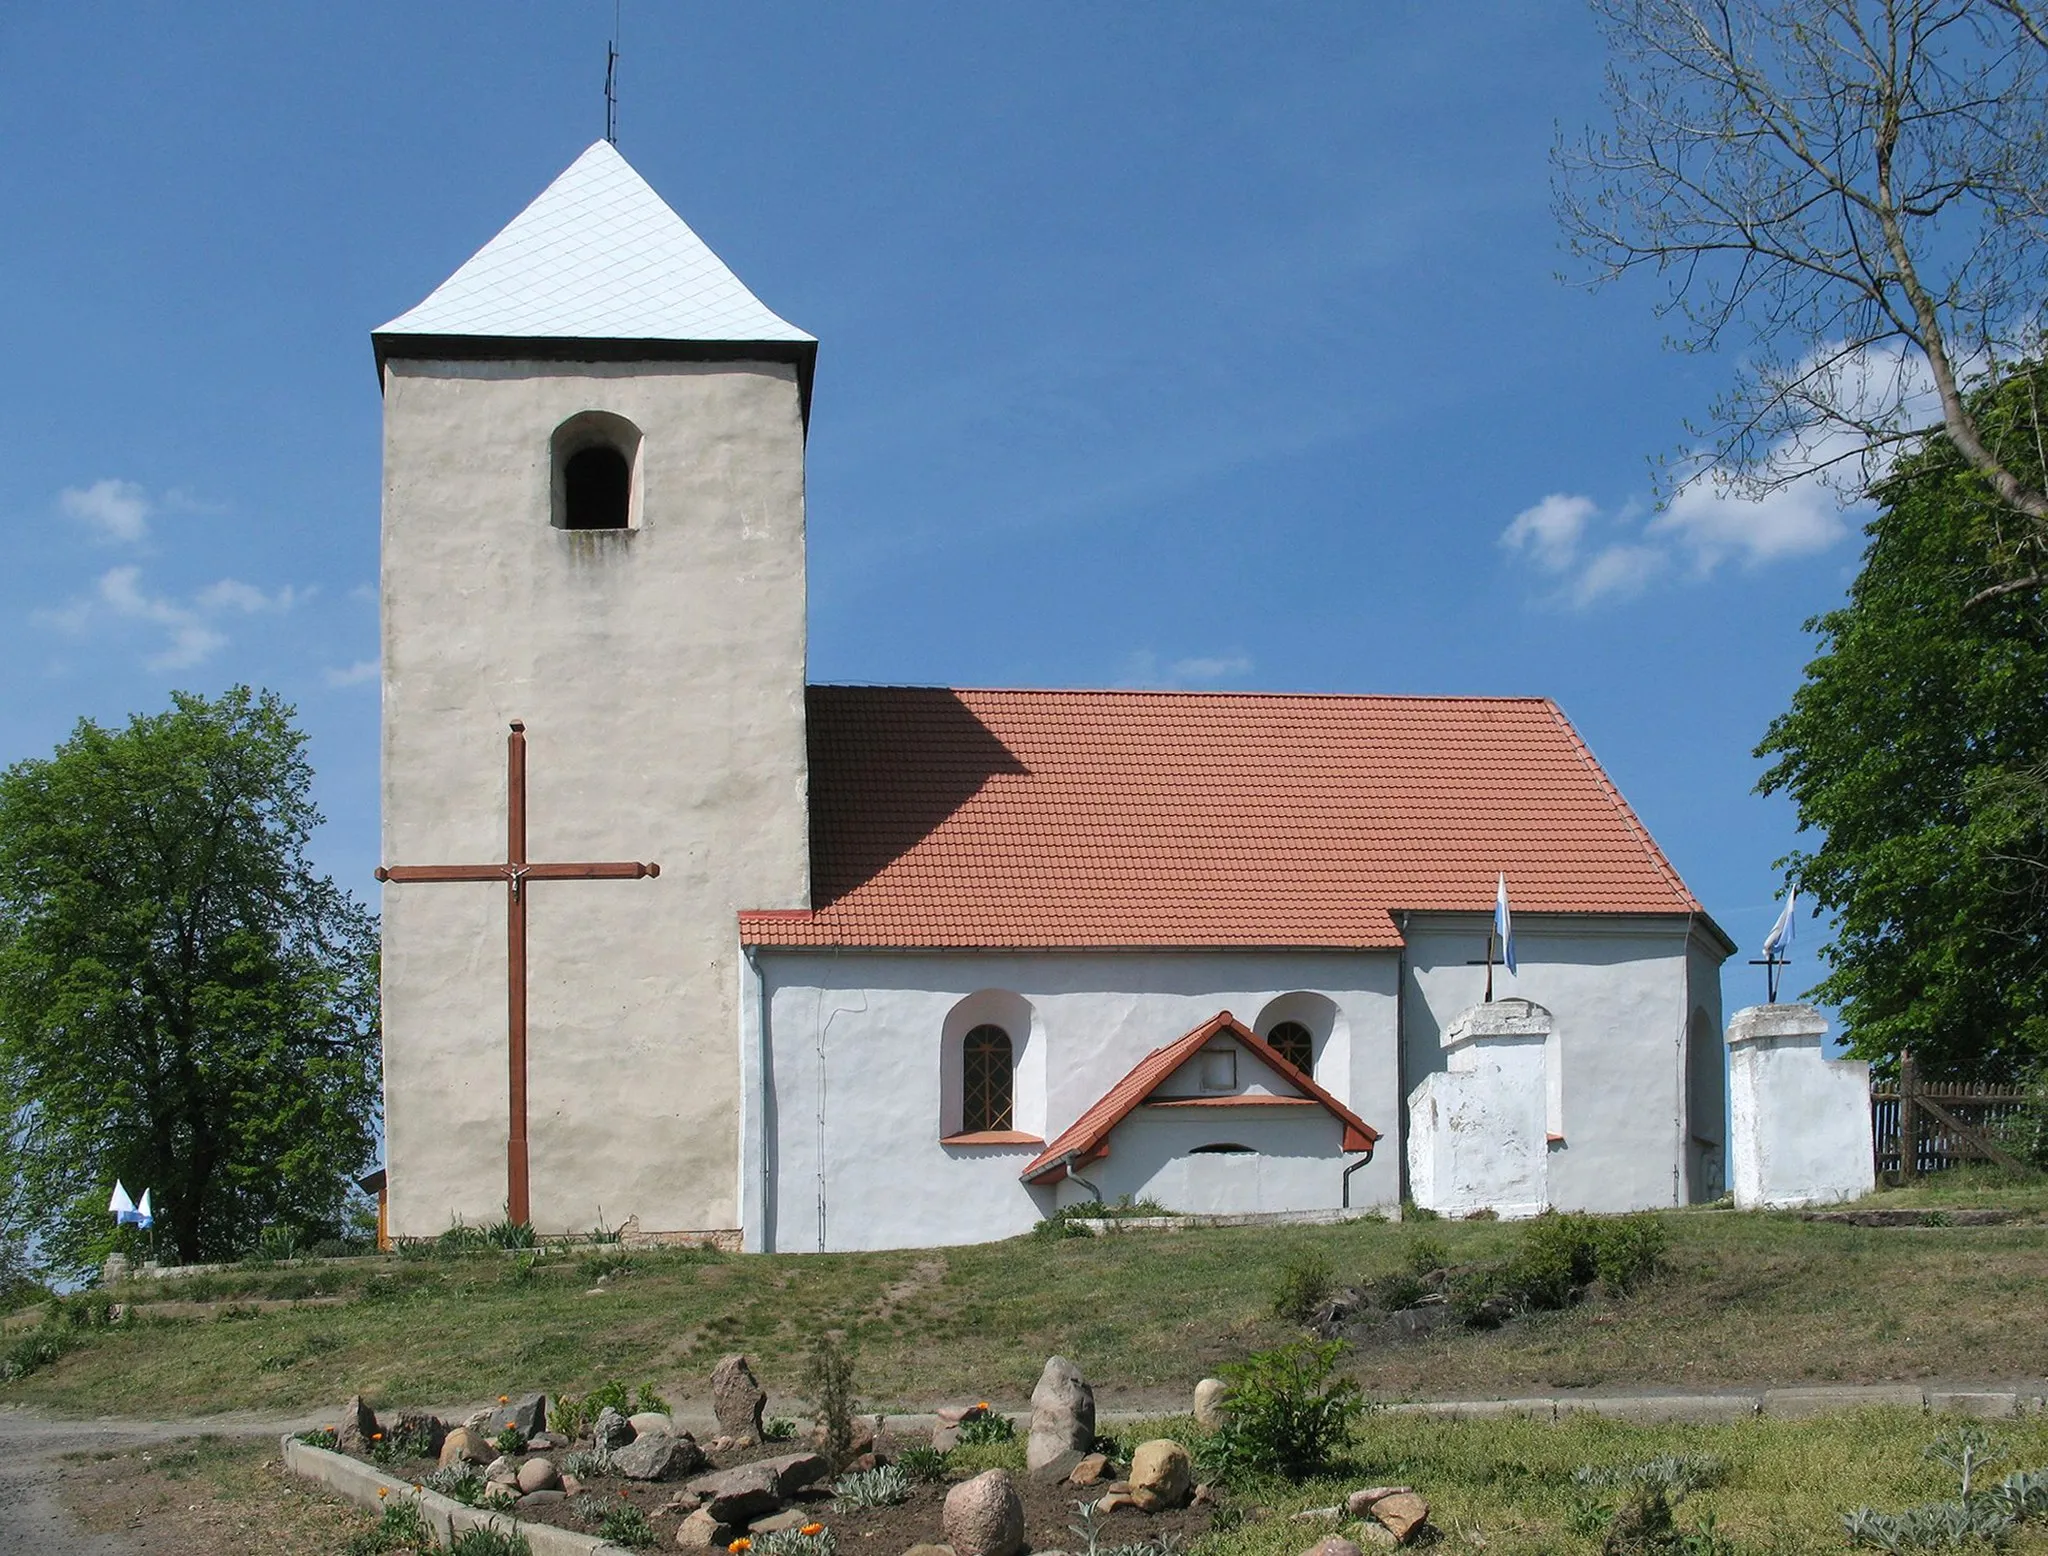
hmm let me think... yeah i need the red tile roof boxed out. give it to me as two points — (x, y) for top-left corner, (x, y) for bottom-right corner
(1021, 1011), (1379, 1184)
(738, 687), (1709, 950)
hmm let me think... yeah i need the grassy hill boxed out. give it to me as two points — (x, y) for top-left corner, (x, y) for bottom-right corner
(4, 1180), (2045, 1420)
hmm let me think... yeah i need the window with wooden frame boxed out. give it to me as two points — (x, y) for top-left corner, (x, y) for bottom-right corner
(1267, 1020), (1314, 1077)
(961, 1024), (1014, 1134)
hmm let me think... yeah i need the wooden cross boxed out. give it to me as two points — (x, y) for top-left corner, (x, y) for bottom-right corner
(375, 720), (659, 1226)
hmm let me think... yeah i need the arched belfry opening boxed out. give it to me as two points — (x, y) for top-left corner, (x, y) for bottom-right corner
(550, 411), (642, 531)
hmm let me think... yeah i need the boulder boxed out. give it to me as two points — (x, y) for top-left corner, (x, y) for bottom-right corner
(1193, 1378), (1230, 1430)
(517, 1457), (561, 1495)
(630, 1411), (678, 1438)
(392, 1411), (448, 1459)
(438, 1428), (493, 1469)
(594, 1406), (636, 1450)
(517, 1489), (567, 1509)
(1345, 1489), (1414, 1519)
(676, 1509), (739, 1548)
(936, 1404), (991, 1427)
(1128, 1440), (1192, 1512)
(686, 1461), (786, 1523)
(463, 1408), (495, 1432)
(336, 1395), (381, 1456)
(943, 1469), (1025, 1556)
(1301, 1540), (1365, 1556)
(1094, 1492), (1140, 1513)
(712, 1354), (768, 1445)
(751, 1511), (811, 1534)
(485, 1455), (519, 1486)
(528, 1431), (567, 1452)
(508, 1393), (548, 1438)
(1355, 1525), (1398, 1549)
(902, 1547), (957, 1556)
(561, 1474), (583, 1498)
(1369, 1493), (1430, 1544)
(615, 1431), (708, 1483)
(1067, 1454), (1113, 1487)
(1026, 1357), (1094, 1480)
(754, 1453), (832, 1495)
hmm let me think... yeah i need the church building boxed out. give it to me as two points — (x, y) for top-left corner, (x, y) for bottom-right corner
(372, 142), (1732, 1253)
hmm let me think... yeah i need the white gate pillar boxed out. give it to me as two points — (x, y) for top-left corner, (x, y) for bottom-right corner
(1725, 1003), (1875, 1209)
(1407, 997), (1550, 1219)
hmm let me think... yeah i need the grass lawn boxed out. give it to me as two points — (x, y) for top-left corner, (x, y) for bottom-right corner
(2, 1174), (2043, 1421)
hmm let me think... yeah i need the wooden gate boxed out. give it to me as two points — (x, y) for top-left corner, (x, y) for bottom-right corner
(1870, 1053), (2036, 1179)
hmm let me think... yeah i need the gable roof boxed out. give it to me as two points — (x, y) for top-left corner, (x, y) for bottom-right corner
(1020, 1011), (1380, 1184)
(738, 687), (1718, 951)
(373, 141), (815, 410)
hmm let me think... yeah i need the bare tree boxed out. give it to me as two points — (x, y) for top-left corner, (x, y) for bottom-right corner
(1557, 0), (2048, 603)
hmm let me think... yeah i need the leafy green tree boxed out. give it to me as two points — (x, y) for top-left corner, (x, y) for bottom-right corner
(0, 687), (378, 1273)
(1758, 365), (2048, 1081)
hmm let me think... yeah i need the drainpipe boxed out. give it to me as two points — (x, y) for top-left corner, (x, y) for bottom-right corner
(1340, 1144), (1377, 1209)
(1051, 1151), (1103, 1205)
(746, 946), (775, 1254)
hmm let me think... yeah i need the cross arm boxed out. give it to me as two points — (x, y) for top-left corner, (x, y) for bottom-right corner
(375, 864), (512, 883)
(521, 861), (661, 880)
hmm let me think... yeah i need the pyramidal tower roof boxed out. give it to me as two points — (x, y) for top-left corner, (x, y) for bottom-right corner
(374, 141), (815, 407)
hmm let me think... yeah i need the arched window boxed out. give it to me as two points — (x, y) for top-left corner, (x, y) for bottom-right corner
(563, 445), (630, 530)
(1267, 1020), (1314, 1078)
(549, 411), (641, 531)
(961, 1024), (1014, 1133)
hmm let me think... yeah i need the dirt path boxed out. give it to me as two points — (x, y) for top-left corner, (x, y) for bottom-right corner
(0, 1408), (312, 1556)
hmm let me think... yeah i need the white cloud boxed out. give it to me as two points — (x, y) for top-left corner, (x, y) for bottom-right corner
(1501, 493), (1596, 575)
(60, 479), (152, 544)
(1648, 476), (1850, 571)
(325, 659), (379, 687)
(1115, 650), (1255, 689)
(34, 564), (302, 670)
(1569, 543), (1667, 606)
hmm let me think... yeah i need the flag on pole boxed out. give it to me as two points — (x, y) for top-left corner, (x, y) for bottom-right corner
(134, 1189), (153, 1230)
(1762, 888), (1798, 958)
(108, 1181), (135, 1223)
(1495, 873), (1517, 976)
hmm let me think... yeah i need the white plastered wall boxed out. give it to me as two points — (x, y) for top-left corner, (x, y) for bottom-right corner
(741, 949), (1400, 1252)
(380, 357), (810, 1241)
(1398, 913), (1730, 1211)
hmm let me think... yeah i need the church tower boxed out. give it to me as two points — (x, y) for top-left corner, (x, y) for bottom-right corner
(373, 142), (813, 1242)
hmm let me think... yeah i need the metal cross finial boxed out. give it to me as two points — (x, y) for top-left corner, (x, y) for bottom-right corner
(604, 0), (621, 145)
(376, 721), (658, 1225)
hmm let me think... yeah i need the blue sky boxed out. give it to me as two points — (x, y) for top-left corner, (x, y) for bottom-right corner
(0, 4), (1850, 1008)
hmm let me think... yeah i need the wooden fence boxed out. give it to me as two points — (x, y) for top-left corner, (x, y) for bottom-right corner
(1870, 1053), (2036, 1179)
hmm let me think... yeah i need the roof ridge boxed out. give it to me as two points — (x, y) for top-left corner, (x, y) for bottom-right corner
(809, 683), (1556, 704)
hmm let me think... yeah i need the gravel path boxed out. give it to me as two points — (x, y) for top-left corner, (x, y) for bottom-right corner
(0, 1407), (313, 1556)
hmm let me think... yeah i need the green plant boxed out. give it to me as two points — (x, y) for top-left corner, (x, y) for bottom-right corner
(448, 1527), (532, 1556)
(1400, 1199), (1440, 1221)
(1574, 1455), (1726, 1497)
(0, 1331), (68, 1380)
(957, 1412), (1017, 1447)
(833, 1463), (911, 1509)
(801, 1331), (859, 1468)
(1200, 1338), (1364, 1481)
(580, 1251), (634, 1280)
(345, 1494), (436, 1556)
(1270, 1249), (1336, 1323)
(510, 1250), (545, 1284)
(294, 1426), (340, 1449)
(598, 1498), (658, 1548)
(251, 1224), (301, 1263)
(762, 1415), (799, 1442)
(560, 1447), (617, 1480)
(483, 1218), (536, 1250)
(896, 1445), (950, 1482)
(424, 1463), (488, 1506)
(491, 1423), (525, 1455)
(1404, 1235), (1449, 1276)
(634, 1382), (669, 1415)
(437, 1221), (489, 1254)
(751, 1526), (837, 1556)
(549, 1394), (589, 1439)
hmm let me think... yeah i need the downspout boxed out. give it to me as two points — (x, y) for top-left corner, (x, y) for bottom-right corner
(1340, 1142), (1377, 1208)
(1674, 911), (1694, 1208)
(747, 945), (775, 1254)
(1394, 911), (1412, 1207)
(1051, 1151), (1102, 1205)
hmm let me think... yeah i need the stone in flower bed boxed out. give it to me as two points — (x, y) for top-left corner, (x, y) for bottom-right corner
(613, 1428), (705, 1482)
(1026, 1356), (1094, 1480)
(943, 1469), (1026, 1556)
(712, 1353), (768, 1445)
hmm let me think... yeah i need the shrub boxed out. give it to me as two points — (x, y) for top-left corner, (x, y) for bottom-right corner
(248, 1224), (301, 1263)
(957, 1412), (1017, 1447)
(1200, 1338), (1364, 1482)
(833, 1463), (911, 1509)
(598, 1499), (658, 1549)
(491, 1423), (525, 1455)
(423, 1463), (488, 1505)
(800, 1332), (860, 1468)
(1404, 1236), (1449, 1276)
(1400, 1200), (1440, 1221)
(634, 1382), (670, 1415)
(896, 1445), (950, 1482)
(0, 1331), (68, 1381)
(436, 1221), (489, 1254)
(1269, 1249), (1336, 1323)
(580, 1251), (634, 1281)
(448, 1527), (531, 1556)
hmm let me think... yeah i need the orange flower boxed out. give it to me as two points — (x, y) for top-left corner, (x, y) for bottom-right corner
(801, 1524), (824, 1537)
(499, 1395), (510, 1404)
(729, 1540), (752, 1553)
(975, 1401), (989, 1411)
(377, 1487), (389, 1499)
(371, 1432), (383, 1441)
